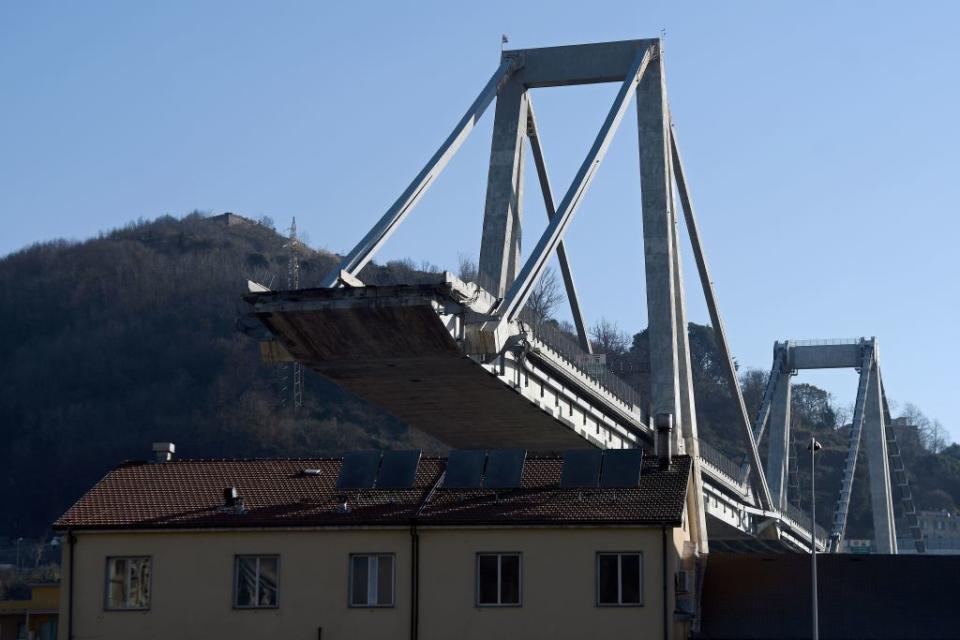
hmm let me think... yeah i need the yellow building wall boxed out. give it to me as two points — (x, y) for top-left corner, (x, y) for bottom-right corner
(59, 529), (411, 640)
(59, 525), (689, 640)
(418, 527), (681, 640)
(0, 584), (59, 613)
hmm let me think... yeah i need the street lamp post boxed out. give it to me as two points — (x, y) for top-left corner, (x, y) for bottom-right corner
(808, 437), (822, 640)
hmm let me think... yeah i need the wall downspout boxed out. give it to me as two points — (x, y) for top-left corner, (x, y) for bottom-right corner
(409, 522), (420, 640)
(662, 526), (669, 640)
(67, 529), (76, 640)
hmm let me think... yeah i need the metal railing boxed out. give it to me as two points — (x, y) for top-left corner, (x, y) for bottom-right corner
(695, 439), (750, 487)
(786, 338), (863, 347)
(517, 311), (645, 413)
(783, 501), (829, 543)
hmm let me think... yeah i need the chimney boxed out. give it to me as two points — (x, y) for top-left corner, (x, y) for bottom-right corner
(654, 413), (673, 464)
(152, 442), (175, 463)
(223, 487), (244, 511)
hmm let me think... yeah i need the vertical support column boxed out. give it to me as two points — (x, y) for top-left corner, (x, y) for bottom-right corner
(479, 78), (528, 296)
(669, 170), (696, 452)
(766, 373), (792, 509)
(637, 43), (681, 437)
(670, 192), (709, 553)
(864, 360), (897, 553)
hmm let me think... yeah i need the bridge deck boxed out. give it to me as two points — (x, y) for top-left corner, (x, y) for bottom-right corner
(249, 285), (592, 450)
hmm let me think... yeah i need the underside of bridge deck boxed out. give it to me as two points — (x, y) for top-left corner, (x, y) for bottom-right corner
(248, 284), (597, 451)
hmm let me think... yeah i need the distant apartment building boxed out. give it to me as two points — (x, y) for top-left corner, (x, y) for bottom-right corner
(888, 416), (921, 450)
(53, 447), (698, 640)
(898, 509), (960, 554)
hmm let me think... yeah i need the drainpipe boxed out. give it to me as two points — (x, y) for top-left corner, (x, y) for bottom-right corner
(662, 526), (669, 640)
(67, 530), (76, 640)
(409, 522), (420, 640)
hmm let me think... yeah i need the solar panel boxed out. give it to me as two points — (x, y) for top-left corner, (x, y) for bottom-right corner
(599, 449), (644, 487)
(377, 449), (422, 489)
(560, 449), (603, 487)
(336, 450), (382, 489)
(483, 449), (526, 489)
(444, 450), (486, 488)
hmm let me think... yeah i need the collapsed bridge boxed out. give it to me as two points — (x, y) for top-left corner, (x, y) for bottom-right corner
(243, 38), (915, 556)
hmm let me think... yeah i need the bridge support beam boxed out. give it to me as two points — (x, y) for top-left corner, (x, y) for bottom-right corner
(637, 45), (682, 442)
(479, 79), (528, 296)
(864, 360), (897, 553)
(766, 371), (791, 510)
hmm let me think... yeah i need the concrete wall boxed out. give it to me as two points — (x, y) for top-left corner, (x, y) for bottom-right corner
(59, 526), (687, 640)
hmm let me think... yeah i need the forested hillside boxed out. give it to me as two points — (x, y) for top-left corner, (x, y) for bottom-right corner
(0, 212), (956, 539)
(0, 213), (443, 536)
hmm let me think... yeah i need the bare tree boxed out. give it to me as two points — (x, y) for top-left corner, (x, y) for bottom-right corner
(900, 403), (951, 453)
(457, 253), (478, 283)
(525, 267), (564, 324)
(833, 402), (852, 430)
(590, 317), (629, 355)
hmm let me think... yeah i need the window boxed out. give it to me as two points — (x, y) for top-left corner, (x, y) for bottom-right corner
(476, 553), (521, 606)
(234, 555), (279, 608)
(105, 557), (151, 610)
(349, 554), (395, 607)
(597, 552), (642, 606)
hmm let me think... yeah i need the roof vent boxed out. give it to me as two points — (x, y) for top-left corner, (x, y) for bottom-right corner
(222, 487), (246, 513)
(152, 442), (175, 463)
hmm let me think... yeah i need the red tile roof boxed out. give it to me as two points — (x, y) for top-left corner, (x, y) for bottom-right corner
(53, 455), (691, 531)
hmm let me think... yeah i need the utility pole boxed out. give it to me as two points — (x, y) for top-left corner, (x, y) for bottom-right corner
(808, 436), (822, 640)
(286, 217), (304, 409)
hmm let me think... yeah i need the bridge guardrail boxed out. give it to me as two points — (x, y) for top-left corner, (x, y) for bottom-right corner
(695, 439), (750, 488)
(518, 312), (645, 414)
(787, 338), (862, 347)
(782, 502), (829, 542)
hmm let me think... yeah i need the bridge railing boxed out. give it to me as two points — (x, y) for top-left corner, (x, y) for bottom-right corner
(787, 338), (862, 347)
(518, 311), (645, 413)
(782, 502), (829, 542)
(695, 439), (750, 487)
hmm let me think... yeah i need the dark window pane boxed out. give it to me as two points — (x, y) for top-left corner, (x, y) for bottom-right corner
(352, 556), (369, 606)
(477, 555), (499, 604)
(620, 554), (641, 604)
(258, 558), (278, 606)
(377, 556), (394, 606)
(236, 558), (257, 607)
(500, 555), (520, 604)
(598, 554), (619, 605)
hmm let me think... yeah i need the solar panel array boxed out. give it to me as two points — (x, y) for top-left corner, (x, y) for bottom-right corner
(377, 450), (422, 488)
(334, 447), (643, 490)
(599, 449), (644, 487)
(559, 448), (644, 488)
(560, 449), (603, 487)
(335, 449), (423, 489)
(444, 449), (487, 488)
(443, 449), (527, 489)
(483, 449), (526, 489)
(336, 451), (382, 489)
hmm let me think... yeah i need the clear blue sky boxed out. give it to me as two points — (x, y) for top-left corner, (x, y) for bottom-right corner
(2, 1), (958, 440)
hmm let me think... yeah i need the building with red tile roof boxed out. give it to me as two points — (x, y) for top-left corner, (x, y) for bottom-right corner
(53, 449), (698, 640)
